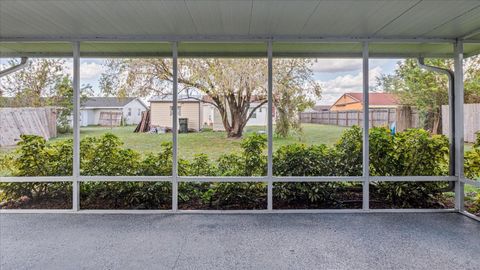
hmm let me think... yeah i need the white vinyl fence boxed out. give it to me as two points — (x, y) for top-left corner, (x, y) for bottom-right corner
(442, 104), (480, 143)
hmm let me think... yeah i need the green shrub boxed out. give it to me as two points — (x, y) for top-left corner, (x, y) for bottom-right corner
(0, 127), (461, 209)
(80, 181), (171, 209)
(272, 138), (345, 207)
(140, 142), (173, 176)
(0, 152), (18, 177)
(81, 133), (141, 176)
(188, 154), (217, 176)
(0, 135), (72, 203)
(274, 143), (336, 176)
(465, 134), (480, 179)
(183, 134), (267, 209)
(217, 133), (267, 176)
(470, 193), (480, 214)
(333, 125), (363, 176)
(369, 128), (450, 208)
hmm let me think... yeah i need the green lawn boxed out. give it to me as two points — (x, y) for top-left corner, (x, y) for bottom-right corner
(3, 124), (476, 161)
(58, 124), (346, 160)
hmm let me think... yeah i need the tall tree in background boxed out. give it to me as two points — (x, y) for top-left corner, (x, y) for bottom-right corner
(377, 56), (480, 134)
(0, 59), (91, 133)
(274, 59), (321, 137)
(0, 59), (65, 106)
(52, 76), (92, 133)
(100, 58), (320, 138)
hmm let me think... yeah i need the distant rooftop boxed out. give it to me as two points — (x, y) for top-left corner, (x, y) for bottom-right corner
(313, 105), (331, 112)
(83, 97), (137, 108)
(345, 92), (399, 106)
(149, 95), (202, 103)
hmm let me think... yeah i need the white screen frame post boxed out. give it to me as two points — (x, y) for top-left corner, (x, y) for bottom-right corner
(72, 41), (81, 211)
(362, 41), (370, 211)
(454, 40), (465, 211)
(172, 42), (179, 212)
(267, 41), (273, 211)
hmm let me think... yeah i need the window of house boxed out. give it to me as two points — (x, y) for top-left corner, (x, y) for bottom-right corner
(137, 108), (141, 116)
(170, 106), (181, 116)
(128, 108), (131, 116)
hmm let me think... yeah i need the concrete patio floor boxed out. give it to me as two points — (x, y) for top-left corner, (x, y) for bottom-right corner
(1, 213), (479, 270)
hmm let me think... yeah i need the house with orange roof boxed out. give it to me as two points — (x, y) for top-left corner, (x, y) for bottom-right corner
(330, 93), (400, 112)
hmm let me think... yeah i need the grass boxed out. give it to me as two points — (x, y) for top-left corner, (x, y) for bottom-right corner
(50, 124), (346, 160)
(1, 124), (477, 161)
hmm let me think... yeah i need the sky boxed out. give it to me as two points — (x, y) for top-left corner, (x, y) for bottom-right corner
(1, 58), (402, 106)
(311, 58), (401, 105)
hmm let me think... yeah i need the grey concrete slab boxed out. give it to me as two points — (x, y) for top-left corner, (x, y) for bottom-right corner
(0, 213), (479, 270)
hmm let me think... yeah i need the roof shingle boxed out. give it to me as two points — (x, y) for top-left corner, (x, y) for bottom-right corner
(82, 97), (137, 108)
(346, 93), (399, 106)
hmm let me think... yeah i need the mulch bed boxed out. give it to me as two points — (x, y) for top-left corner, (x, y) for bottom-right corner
(2, 193), (479, 216)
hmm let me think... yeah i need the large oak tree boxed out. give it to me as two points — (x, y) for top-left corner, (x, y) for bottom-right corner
(100, 58), (320, 138)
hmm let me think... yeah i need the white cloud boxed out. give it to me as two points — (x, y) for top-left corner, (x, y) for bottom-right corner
(64, 60), (105, 81)
(80, 62), (105, 80)
(316, 66), (383, 105)
(311, 59), (361, 73)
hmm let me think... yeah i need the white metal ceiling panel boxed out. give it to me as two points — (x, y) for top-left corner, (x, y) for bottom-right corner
(185, 0), (252, 35)
(1, 0), (480, 57)
(249, 0), (318, 35)
(374, 0), (480, 38)
(424, 5), (480, 38)
(1, 0), (480, 40)
(0, 0), (198, 37)
(302, 0), (420, 36)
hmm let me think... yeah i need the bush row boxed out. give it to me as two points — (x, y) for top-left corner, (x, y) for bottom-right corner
(1, 126), (479, 210)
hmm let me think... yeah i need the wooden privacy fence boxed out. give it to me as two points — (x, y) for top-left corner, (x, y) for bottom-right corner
(0, 107), (57, 147)
(300, 106), (419, 131)
(442, 103), (480, 143)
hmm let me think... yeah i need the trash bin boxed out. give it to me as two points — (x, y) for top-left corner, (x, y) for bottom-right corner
(179, 118), (188, 133)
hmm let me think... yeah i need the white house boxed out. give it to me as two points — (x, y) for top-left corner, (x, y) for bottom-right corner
(210, 102), (270, 131)
(80, 97), (148, 126)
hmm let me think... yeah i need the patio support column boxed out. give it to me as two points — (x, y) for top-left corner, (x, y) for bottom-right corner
(172, 42), (179, 212)
(72, 41), (81, 211)
(362, 42), (370, 210)
(454, 40), (465, 211)
(267, 41), (273, 211)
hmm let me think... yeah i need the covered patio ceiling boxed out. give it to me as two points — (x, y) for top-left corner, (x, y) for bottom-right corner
(0, 0), (480, 57)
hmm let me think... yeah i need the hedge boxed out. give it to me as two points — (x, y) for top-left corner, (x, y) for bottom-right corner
(0, 126), (479, 210)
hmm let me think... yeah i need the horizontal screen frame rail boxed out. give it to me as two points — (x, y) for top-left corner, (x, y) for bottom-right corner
(1, 175), (457, 183)
(0, 208), (459, 215)
(461, 178), (480, 187)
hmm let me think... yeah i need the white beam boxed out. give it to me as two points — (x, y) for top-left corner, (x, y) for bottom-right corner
(0, 35), (457, 43)
(362, 42), (370, 211)
(454, 41), (465, 211)
(172, 42), (179, 212)
(267, 41), (273, 211)
(72, 41), (80, 211)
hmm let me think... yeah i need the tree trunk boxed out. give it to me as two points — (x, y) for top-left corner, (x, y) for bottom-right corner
(226, 109), (247, 138)
(227, 125), (244, 138)
(432, 109), (441, 134)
